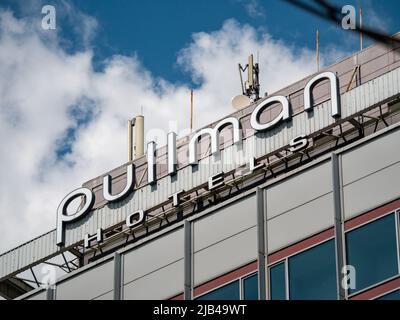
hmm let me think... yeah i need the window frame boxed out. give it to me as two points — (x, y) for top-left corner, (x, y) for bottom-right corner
(267, 235), (336, 300)
(373, 288), (400, 300)
(195, 278), (241, 300)
(193, 263), (258, 300)
(191, 203), (400, 301)
(345, 210), (400, 298)
(268, 260), (288, 300)
(241, 272), (258, 300)
(350, 277), (400, 300)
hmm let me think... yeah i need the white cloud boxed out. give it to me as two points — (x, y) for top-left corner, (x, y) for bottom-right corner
(0, 9), (341, 253)
(238, 0), (266, 19)
(60, 0), (99, 48)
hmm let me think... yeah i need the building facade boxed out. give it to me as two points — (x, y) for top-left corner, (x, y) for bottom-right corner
(1, 36), (400, 300)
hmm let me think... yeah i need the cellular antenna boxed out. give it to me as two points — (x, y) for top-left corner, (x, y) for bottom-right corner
(232, 54), (260, 110)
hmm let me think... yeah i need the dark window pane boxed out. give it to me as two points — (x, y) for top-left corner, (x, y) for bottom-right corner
(376, 290), (400, 300)
(196, 280), (240, 300)
(346, 214), (398, 294)
(270, 262), (286, 300)
(289, 239), (337, 300)
(243, 273), (258, 300)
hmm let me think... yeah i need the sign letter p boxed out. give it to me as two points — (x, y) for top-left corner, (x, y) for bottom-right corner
(56, 188), (94, 246)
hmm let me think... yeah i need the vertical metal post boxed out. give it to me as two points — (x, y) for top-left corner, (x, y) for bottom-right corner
(114, 252), (122, 300)
(359, 7), (363, 51)
(46, 287), (55, 300)
(332, 153), (347, 300)
(256, 187), (267, 300)
(184, 220), (193, 300)
(284, 258), (290, 300)
(190, 90), (193, 133)
(316, 29), (320, 72)
(128, 119), (133, 162)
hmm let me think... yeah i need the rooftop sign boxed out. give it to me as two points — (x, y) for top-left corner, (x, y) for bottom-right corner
(56, 71), (340, 247)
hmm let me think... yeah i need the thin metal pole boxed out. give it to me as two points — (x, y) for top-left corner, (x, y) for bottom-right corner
(61, 252), (71, 272)
(30, 268), (40, 287)
(360, 7), (363, 51)
(128, 119), (133, 162)
(316, 29), (320, 71)
(238, 64), (245, 94)
(190, 90), (193, 133)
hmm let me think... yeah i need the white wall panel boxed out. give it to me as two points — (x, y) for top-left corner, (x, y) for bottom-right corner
(194, 227), (257, 286)
(123, 228), (184, 284)
(193, 195), (256, 252)
(55, 260), (114, 300)
(343, 161), (400, 219)
(267, 193), (334, 252)
(123, 260), (183, 300)
(93, 291), (113, 300)
(342, 128), (400, 185)
(266, 162), (332, 219)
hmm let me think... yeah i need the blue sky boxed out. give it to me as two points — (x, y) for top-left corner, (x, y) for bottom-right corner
(0, 0), (400, 251)
(3, 0), (400, 85)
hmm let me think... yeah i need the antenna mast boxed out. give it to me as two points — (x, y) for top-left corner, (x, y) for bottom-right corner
(238, 54), (260, 101)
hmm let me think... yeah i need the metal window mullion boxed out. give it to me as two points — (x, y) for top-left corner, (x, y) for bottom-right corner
(184, 220), (193, 300)
(285, 258), (289, 300)
(266, 264), (271, 300)
(46, 287), (55, 300)
(264, 190), (269, 300)
(338, 154), (348, 300)
(256, 187), (267, 300)
(239, 277), (244, 300)
(113, 252), (122, 300)
(332, 153), (347, 300)
(395, 211), (400, 275)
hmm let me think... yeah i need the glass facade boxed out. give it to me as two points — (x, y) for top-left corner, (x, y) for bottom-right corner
(243, 273), (258, 300)
(196, 273), (259, 300)
(269, 240), (337, 300)
(288, 239), (337, 300)
(376, 290), (400, 300)
(270, 262), (286, 300)
(346, 213), (399, 294)
(196, 211), (400, 300)
(196, 280), (240, 300)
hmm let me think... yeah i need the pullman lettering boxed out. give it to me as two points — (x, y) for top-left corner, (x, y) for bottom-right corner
(56, 71), (339, 247)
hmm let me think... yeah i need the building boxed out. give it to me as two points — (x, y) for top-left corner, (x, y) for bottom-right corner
(1, 35), (400, 300)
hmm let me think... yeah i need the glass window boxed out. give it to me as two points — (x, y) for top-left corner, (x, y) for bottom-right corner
(376, 290), (400, 300)
(270, 262), (286, 300)
(196, 280), (240, 300)
(288, 239), (337, 300)
(243, 273), (258, 300)
(346, 214), (398, 294)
